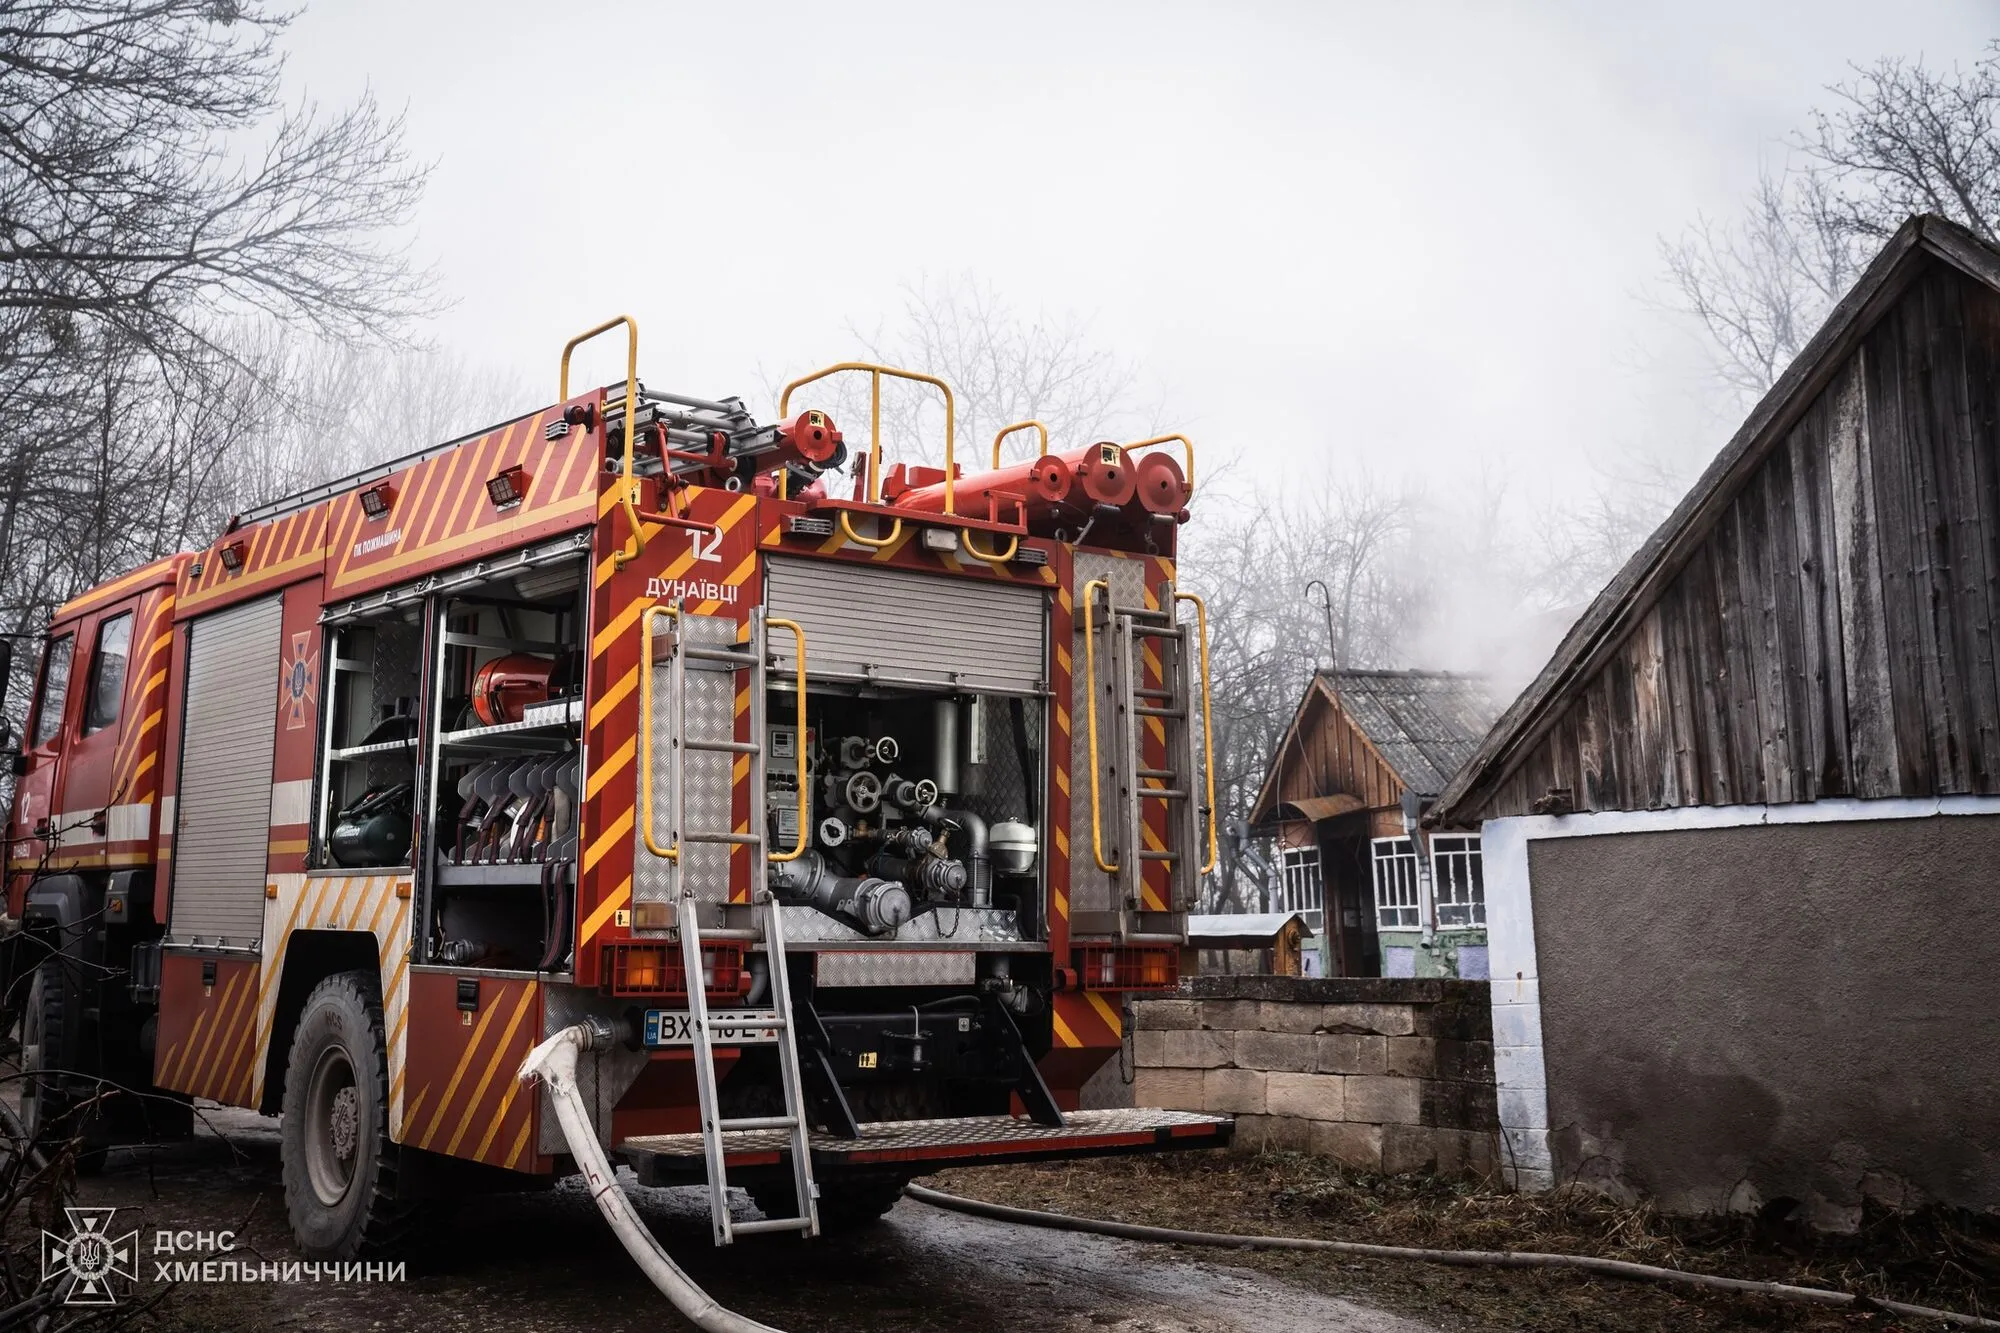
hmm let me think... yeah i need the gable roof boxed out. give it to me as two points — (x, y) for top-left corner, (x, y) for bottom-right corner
(1430, 214), (2000, 826)
(1326, 669), (1499, 798)
(1249, 668), (1500, 824)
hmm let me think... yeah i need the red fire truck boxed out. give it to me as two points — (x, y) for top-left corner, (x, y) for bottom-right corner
(3, 318), (1227, 1258)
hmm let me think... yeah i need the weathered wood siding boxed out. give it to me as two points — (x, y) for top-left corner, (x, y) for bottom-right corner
(1259, 683), (1407, 836)
(1487, 259), (2000, 816)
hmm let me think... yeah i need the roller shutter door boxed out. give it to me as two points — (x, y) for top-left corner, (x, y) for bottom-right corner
(169, 595), (282, 946)
(765, 557), (1046, 694)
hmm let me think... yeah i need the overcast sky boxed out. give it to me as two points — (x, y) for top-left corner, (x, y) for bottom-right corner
(283, 2), (1996, 505)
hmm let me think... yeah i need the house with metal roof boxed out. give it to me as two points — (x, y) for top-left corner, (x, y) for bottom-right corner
(1246, 668), (1499, 979)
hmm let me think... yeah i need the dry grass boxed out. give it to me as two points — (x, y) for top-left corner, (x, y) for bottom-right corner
(922, 1153), (2000, 1333)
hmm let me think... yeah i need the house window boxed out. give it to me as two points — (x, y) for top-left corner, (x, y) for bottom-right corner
(1371, 836), (1421, 930)
(1431, 833), (1485, 927)
(1279, 846), (1322, 915)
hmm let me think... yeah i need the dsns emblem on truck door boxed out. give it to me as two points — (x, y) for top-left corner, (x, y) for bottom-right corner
(282, 630), (317, 730)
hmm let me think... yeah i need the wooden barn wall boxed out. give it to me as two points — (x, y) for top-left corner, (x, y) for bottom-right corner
(1267, 688), (1406, 825)
(1488, 259), (2000, 817)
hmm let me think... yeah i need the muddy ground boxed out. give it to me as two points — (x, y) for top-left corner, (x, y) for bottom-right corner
(17, 1109), (1996, 1332)
(933, 1156), (2000, 1333)
(35, 1108), (1448, 1333)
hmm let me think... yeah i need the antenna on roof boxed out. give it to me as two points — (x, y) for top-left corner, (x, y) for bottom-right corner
(1304, 578), (1338, 671)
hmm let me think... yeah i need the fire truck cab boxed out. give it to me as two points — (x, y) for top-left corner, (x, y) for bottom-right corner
(2, 320), (1228, 1259)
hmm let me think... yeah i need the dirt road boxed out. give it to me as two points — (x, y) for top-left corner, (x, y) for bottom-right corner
(61, 1108), (1463, 1333)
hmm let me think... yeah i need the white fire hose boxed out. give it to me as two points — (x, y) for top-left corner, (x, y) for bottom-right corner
(522, 1025), (1996, 1333)
(517, 1023), (786, 1333)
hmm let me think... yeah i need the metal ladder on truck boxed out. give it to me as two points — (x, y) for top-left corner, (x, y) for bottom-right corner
(641, 603), (820, 1245)
(1081, 580), (1219, 930)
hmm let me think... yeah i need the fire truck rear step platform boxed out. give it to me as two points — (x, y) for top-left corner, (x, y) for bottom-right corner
(615, 1108), (1234, 1185)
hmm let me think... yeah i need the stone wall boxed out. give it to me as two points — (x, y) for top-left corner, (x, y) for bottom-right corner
(1131, 975), (1500, 1178)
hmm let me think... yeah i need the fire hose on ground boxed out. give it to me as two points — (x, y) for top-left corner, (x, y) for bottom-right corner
(518, 1024), (785, 1333)
(903, 1184), (2000, 1331)
(519, 1027), (1995, 1333)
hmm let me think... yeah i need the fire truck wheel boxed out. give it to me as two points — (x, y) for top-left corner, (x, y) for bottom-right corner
(281, 971), (416, 1260)
(20, 963), (109, 1175)
(747, 1172), (911, 1232)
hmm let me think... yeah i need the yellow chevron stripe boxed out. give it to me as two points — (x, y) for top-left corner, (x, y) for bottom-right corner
(160, 1017), (203, 1090)
(692, 551), (756, 614)
(582, 806), (633, 871)
(474, 1074), (529, 1165)
(504, 1116), (535, 1170)
(588, 666), (637, 730)
(402, 1086), (431, 1137)
(1086, 988), (1123, 1036)
(199, 975), (261, 1101)
(446, 985), (537, 1156)
(164, 1005), (214, 1089)
(579, 875), (632, 947)
(185, 972), (244, 1087)
(584, 736), (635, 800)
(417, 997), (504, 1148)
(56, 561), (172, 613)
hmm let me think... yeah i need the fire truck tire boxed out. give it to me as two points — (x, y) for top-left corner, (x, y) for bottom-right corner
(20, 963), (110, 1175)
(281, 971), (418, 1260)
(747, 1172), (911, 1232)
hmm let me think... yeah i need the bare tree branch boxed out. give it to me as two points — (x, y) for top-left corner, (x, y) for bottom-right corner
(1661, 44), (2000, 403)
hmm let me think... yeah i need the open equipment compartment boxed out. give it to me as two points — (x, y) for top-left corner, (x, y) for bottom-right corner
(420, 541), (588, 973)
(758, 553), (1051, 948)
(765, 682), (1046, 945)
(315, 603), (423, 871)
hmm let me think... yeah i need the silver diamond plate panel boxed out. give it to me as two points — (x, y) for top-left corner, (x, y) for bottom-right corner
(634, 611), (743, 921)
(778, 905), (1023, 944)
(538, 982), (651, 1154)
(814, 950), (977, 988)
(618, 1107), (1230, 1162)
(1069, 552), (1154, 927)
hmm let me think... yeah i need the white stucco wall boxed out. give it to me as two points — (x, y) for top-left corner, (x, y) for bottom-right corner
(1481, 793), (2000, 1192)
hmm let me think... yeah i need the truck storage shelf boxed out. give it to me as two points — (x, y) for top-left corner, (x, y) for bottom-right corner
(438, 698), (582, 751)
(433, 860), (573, 888)
(616, 1108), (1233, 1184)
(328, 736), (418, 760)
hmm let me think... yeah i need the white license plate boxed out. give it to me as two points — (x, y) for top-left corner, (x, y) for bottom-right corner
(643, 1009), (780, 1046)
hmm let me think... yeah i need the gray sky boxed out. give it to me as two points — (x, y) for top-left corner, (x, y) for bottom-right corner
(284, 1), (1996, 500)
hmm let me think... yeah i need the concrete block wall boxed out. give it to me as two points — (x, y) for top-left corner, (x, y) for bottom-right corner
(1131, 975), (1501, 1179)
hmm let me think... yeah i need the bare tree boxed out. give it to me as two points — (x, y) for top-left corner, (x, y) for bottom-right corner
(1663, 45), (2000, 402)
(0, 1), (432, 355)
(0, 0), (438, 651)
(1180, 472), (1428, 911)
(771, 275), (1151, 479)
(1661, 169), (1861, 398)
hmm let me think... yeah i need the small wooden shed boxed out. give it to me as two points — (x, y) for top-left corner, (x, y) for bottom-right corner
(1183, 912), (1309, 977)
